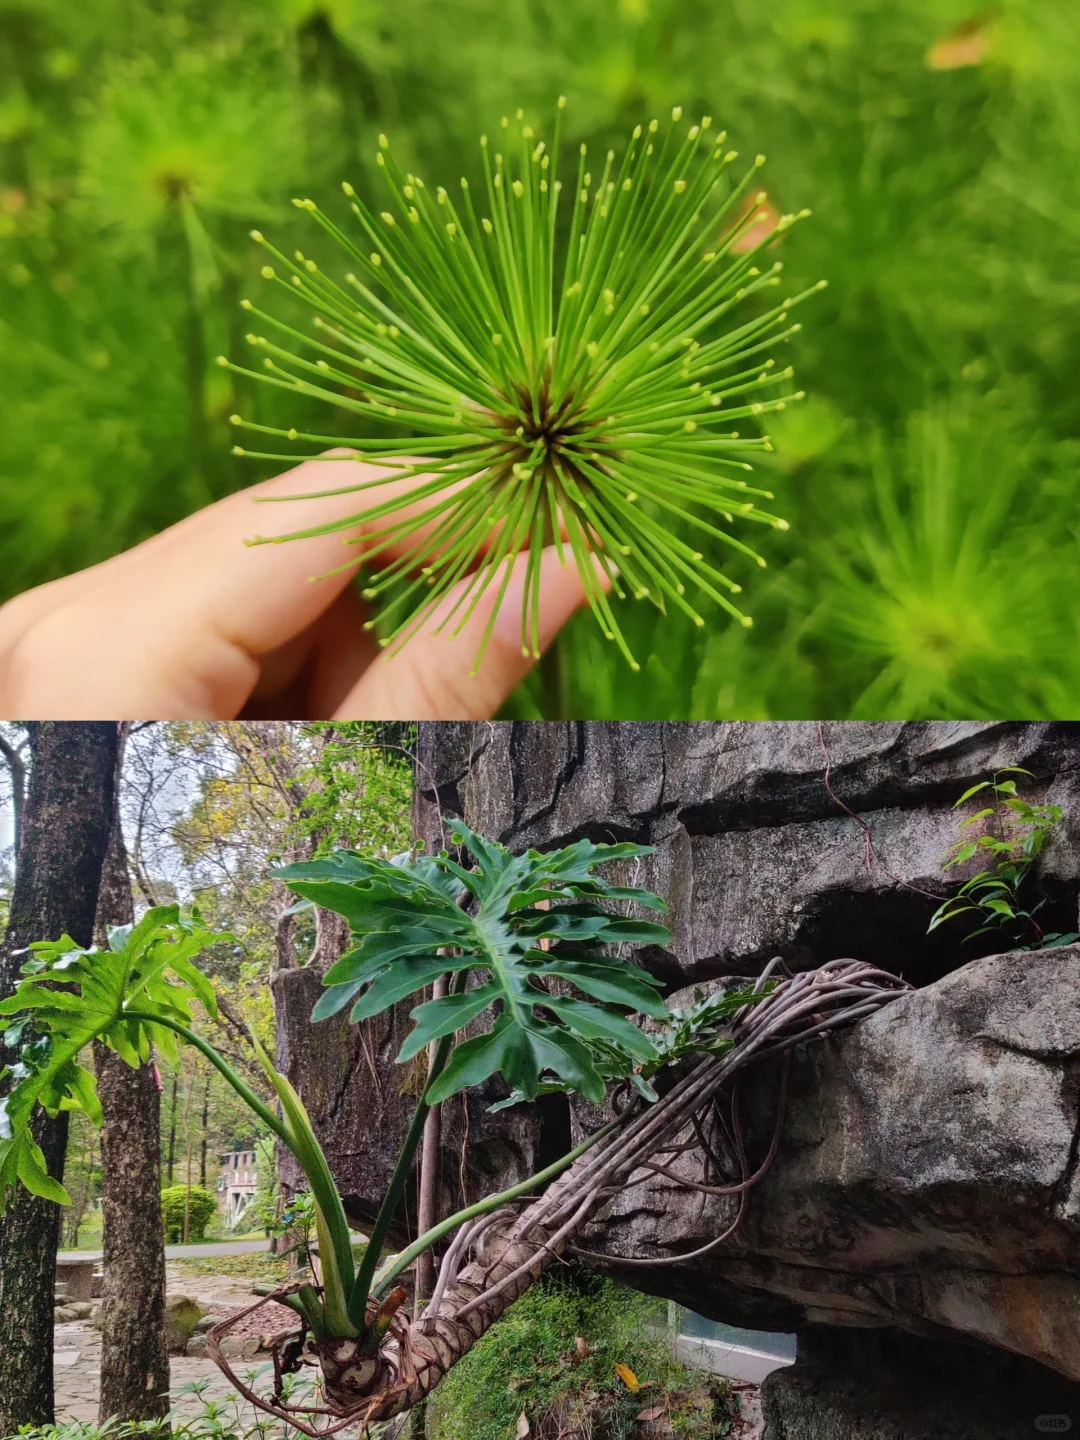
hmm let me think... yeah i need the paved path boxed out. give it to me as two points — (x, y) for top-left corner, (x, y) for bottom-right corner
(55, 1319), (263, 1426)
(54, 1264), (280, 1427)
(59, 1238), (271, 1262)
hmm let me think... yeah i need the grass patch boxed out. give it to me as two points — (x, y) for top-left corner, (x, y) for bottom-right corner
(168, 1251), (291, 1284)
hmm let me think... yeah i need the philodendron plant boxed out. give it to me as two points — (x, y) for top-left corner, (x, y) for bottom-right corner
(0, 823), (683, 1410)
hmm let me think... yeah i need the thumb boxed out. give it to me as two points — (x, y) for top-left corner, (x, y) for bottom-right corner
(333, 547), (609, 719)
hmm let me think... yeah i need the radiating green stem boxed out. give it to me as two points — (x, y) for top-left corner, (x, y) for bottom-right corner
(346, 973), (466, 1331)
(124, 1009), (288, 1147)
(370, 1119), (616, 1300)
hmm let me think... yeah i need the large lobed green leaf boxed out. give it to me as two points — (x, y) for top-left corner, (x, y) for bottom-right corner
(275, 823), (672, 1106)
(0, 907), (229, 1213)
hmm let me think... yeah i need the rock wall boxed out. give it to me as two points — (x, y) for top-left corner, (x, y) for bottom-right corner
(409, 721), (1080, 1435)
(414, 721), (1080, 987)
(761, 1328), (1080, 1440)
(583, 946), (1080, 1381)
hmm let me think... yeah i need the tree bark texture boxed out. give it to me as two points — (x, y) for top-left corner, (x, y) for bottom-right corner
(93, 736), (171, 1424)
(0, 722), (119, 1433)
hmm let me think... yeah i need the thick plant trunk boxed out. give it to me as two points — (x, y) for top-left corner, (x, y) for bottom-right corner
(367, 1155), (591, 1418)
(0, 722), (118, 1433)
(94, 742), (171, 1424)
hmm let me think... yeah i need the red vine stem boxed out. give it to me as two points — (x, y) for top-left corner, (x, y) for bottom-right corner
(817, 721), (943, 903)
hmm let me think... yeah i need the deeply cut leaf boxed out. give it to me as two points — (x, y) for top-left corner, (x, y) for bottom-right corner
(276, 823), (672, 1106)
(0, 908), (230, 1214)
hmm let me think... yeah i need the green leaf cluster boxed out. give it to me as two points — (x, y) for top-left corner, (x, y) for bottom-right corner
(276, 821), (672, 1107)
(292, 722), (415, 858)
(0, 907), (225, 1210)
(639, 981), (770, 1086)
(928, 768), (1078, 948)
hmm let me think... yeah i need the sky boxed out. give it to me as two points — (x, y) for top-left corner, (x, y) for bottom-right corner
(0, 726), (202, 889)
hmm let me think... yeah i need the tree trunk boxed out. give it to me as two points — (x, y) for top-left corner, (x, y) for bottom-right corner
(93, 741), (171, 1425)
(199, 1078), (211, 1188)
(0, 722), (118, 1433)
(0, 730), (28, 854)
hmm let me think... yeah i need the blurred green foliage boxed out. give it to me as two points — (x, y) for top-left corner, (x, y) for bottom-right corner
(1, 0), (1078, 717)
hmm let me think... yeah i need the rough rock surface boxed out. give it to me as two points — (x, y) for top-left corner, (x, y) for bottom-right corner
(761, 1328), (1080, 1440)
(580, 944), (1080, 1382)
(415, 721), (1080, 985)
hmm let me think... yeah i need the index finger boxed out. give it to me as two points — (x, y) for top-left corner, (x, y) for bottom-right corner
(0, 453), (453, 663)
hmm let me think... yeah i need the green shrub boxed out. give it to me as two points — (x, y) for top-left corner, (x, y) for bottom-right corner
(159, 1184), (216, 1244)
(429, 1270), (737, 1440)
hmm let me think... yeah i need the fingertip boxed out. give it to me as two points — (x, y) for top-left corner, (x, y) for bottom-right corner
(334, 545), (605, 720)
(494, 545), (606, 655)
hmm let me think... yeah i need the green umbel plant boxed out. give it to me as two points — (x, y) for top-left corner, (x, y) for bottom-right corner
(222, 104), (823, 670)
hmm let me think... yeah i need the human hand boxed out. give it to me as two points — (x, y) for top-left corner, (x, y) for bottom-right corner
(0, 455), (602, 720)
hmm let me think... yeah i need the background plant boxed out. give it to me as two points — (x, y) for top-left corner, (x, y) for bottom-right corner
(159, 1182), (216, 1244)
(3, 0), (1079, 716)
(928, 766), (1078, 948)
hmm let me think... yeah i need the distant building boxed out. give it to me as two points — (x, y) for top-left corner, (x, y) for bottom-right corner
(218, 1148), (258, 1230)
